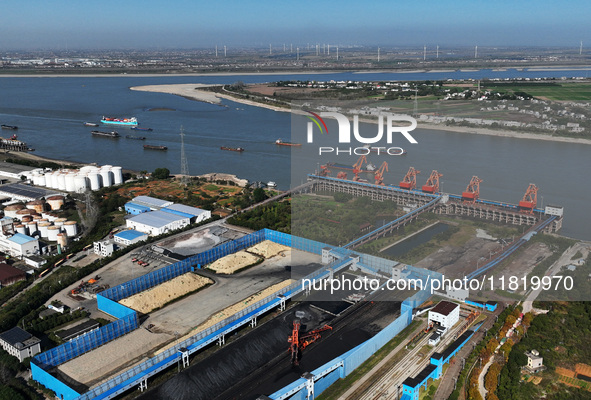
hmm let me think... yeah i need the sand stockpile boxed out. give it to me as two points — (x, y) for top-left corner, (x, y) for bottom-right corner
(120, 273), (212, 313)
(247, 240), (291, 259)
(207, 250), (262, 274)
(155, 279), (295, 355)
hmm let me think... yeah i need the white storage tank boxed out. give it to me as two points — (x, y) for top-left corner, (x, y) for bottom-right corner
(57, 233), (68, 249)
(15, 224), (27, 235)
(88, 173), (101, 191)
(27, 221), (38, 235)
(63, 221), (78, 237)
(112, 166), (123, 185)
(46, 195), (65, 211)
(79, 166), (94, 174)
(54, 218), (67, 227)
(99, 167), (112, 187)
(38, 222), (51, 238)
(47, 172), (57, 189)
(65, 173), (76, 192)
(74, 174), (88, 193)
(47, 226), (59, 241)
(37, 175), (46, 187)
(57, 174), (66, 191)
(4, 204), (25, 219)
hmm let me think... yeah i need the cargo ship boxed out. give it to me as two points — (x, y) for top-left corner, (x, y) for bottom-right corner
(91, 130), (119, 138)
(84, 122), (99, 127)
(143, 144), (167, 151)
(220, 146), (244, 152)
(101, 116), (138, 126)
(131, 126), (153, 132)
(323, 162), (376, 172)
(275, 139), (302, 147)
(1, 125), (18, 130)
(125, 135), (146, 140)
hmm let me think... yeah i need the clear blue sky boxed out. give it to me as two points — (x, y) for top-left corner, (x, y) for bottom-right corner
(0, 0), (589, 50)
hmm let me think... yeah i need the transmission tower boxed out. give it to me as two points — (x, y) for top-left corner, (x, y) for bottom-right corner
(180, 126), (190, 185)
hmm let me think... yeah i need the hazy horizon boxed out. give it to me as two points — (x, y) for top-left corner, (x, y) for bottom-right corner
(0, 0), (589, 50)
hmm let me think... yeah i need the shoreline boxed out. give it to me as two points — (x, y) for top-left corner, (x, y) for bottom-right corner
(130, 83), (591, 146)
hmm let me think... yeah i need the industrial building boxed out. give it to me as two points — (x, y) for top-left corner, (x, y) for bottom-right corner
(124, 202), (152, 215)
(0, 263), (27, 286)
(0, 183), (61, 202)
(0, 162), (43, 180)
(113, 230), (148, 246)
(94, 241), (115, 257)
(0, 232), (39, 258)
(428, 301), (460, 331)
(129, 196), (173, 211)
(0, 327), (41, 362)
(162, 204), (211, 223)
(126, 210), (190, 236)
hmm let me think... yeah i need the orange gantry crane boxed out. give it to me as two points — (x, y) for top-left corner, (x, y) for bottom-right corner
(399, 167), (420, 190)
(352, 155), (368, 181)
(374, 161), (388, 185)
(422, 170), (443, 194)
(319, 165), (331, 177)
(336, 171), (347, 179)
(462, 176), (483, 203)
(518, 183), (538, 214)
(288, 320), (333, 365)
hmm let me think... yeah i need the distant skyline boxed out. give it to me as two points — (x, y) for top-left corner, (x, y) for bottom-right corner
(0, 0), (589, 50)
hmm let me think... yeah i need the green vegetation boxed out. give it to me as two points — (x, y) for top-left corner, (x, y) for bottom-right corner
(291, 194), (399, 246)
(481, 82), (591, 101)
(151, 167), (170, 179)
(4, 157), (79, 171)
(497, 302), (591, 399)
(228, 201), (290, 232)
(24, 309), (90, 338)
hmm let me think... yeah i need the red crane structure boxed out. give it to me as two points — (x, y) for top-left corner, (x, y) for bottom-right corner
(336, 171), (347, 180)
(422, 170), (443, 194)
(462, 176), (483, 203)
(288, 320), (333, 365)
(518, 183), (538, 214)
(374, 161), (388, 185)
(319, 165), (331, 177)
(399, 167), (421, 190)
(352, 155), (368, 181)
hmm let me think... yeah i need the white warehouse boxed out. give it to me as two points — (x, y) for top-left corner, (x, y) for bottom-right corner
(126, 210), (190, 236)
(428, 301), (460, 330)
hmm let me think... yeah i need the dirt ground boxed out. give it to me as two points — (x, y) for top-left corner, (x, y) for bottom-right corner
(415, 237), (502, 278)
(120, 273), (212, 314)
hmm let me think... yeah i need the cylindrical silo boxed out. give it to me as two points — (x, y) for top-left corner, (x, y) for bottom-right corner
(88, 173), (101, 191)
(38, 222), (51, 238)
(27, 221), (38, 236)
(15, 209), (36, 221)
(57, 233), (68, 249)
(26, 200), (45, 214)
(74, 174), (88, 193)
(65, 173), (76, 192)
(32, 174), (41, 186)
(38, 175), (46, 187)
(21, 215), (33, 223)
(57, 174), (66, 191)
(54, 218), (67, 227)
(99, 167), (112, 187)
(49, 172), (59, 189)
(4, 204), (25, 219)
(112, 166), (123, 185)
(42, 212), (58, 222)
(63, 221), (78, 237)
(46, 195), (64, 211)
(32, 215), (42, 221)
(15, 224), (27, 235)
(47, 226), (59, 241)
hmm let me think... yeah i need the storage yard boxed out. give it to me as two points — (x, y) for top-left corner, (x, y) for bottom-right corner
(207, 249), (262, 274)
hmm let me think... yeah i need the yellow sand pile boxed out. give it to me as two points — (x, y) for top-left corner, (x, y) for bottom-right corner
(207, 250), (262, 274)
(247, 240), (291, 259)
(120, 273), (212, 313)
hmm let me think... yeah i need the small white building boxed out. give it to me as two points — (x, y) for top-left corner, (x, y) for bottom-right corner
(525, 350), (545, 373)
(0, 327), (41, 362)
(0, 233), (39, 258)
(94, 241), (115, 257)
(113, 229), (148, 246)
(126, 210), (190, 236)
(428, 301), (460, 331)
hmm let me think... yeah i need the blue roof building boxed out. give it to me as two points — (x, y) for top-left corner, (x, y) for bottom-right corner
(113, 230), (148, 246)
(124, 202), (151, 215)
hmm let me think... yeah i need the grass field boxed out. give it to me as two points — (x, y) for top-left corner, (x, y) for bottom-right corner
(483, 83), (591, 101)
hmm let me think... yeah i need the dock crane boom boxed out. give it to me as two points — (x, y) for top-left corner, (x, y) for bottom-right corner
(374, 161), (388, 185)
(462, 176), (483, 203)
(352, 155), (368, 181)
(422, 170), (443, 193)
(518, 183), (538, 213)
(399, 167), (420, 190)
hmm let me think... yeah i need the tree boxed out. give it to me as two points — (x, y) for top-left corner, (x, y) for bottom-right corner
(253, 188), (268, 203)
(152, 168), (170, 180)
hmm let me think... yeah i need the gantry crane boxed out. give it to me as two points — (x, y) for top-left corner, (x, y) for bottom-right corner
(374, 161), (388, 185)
(422, 170), (443, 194)
(352, 155), (368, 181)
(336, 171), (347, 180)
(399, 167), (420, 190)
(462, 176), (483, 203)
(319, 165), (331, 177)
(518, 183), (538, 214)
(288, 320), (333, 365)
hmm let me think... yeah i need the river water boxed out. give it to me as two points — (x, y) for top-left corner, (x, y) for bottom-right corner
(0, 69), (589, 239)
